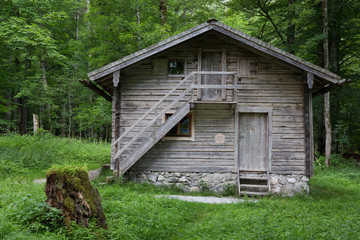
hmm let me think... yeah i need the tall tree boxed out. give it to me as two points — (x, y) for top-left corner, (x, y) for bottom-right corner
(322, 0), (332, 166)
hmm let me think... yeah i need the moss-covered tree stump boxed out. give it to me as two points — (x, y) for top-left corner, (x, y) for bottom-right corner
(44, 166), (107, 229)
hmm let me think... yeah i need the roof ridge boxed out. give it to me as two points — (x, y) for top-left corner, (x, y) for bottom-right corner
(88, 20), (342, 83)
(212, 22), (341, 80)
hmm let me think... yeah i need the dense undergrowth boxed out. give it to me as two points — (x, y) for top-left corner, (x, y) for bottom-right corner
(0, 134), (360, 239)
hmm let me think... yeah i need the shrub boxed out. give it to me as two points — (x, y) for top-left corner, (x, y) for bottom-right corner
(8, 194), (65, 233)
(316, 154), (357, 167)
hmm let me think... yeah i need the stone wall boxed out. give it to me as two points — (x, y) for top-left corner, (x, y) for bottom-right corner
(125, 171), (310, 196)
(125, 171), (237, 192)
(270, 174), (309, 196)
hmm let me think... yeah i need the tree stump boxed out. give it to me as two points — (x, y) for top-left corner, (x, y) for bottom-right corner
(44, 166), (107, 229)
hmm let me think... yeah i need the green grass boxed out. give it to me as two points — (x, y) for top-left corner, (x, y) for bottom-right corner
(1, 134), (360, 239)
(0, 133), (110, 179)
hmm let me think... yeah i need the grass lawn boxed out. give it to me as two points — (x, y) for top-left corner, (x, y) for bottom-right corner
(0, 134), (360, 239)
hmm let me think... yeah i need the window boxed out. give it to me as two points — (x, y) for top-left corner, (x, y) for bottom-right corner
(238, 58), (258, 77)
(168, 59), (185, 75)
(163, 112), (194, 140)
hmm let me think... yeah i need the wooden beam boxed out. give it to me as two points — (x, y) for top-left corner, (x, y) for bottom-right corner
(197, 48), (202, 100)
(111, 85), (121, 172)
(312, 79), (349, 98)
(79, 80), (112, 102)
(221, 48), (227, 100)
(113, 70), (120, 87)
(307, 72), (314, 89)
(303, 83), (313, 176)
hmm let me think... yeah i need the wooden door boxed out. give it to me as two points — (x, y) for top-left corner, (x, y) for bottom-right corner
(201, 52), (221, 100)
(238, 113), (268, 171)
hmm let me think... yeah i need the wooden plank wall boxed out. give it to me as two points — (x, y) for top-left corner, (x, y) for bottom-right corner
(119, 33), (306, 174)
(131, 104), (235, 172)
(228, 50), (305, 174)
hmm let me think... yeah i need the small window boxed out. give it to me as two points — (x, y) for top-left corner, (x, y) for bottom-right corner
(165, 113), (192, 137)
(168, 59), (185, 75)
(238, 58), (258, 77)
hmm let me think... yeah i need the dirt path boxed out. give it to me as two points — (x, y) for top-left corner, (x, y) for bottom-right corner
(156, 195), (256, 204)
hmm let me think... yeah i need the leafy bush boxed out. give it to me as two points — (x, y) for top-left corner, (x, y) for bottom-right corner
(8, 194), (65, 233)
(316, 154), (357, 167)
(222, 184), (237, 197)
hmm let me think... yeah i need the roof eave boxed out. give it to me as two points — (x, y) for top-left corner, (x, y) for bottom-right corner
(87, 21), (342, 85)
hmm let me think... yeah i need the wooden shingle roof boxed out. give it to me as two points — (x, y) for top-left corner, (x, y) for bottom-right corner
(87, 20), (345, 86)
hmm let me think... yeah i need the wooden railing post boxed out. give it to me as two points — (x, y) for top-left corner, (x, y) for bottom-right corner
(233, 73), (238, 103)
(153, 105), (158, 139)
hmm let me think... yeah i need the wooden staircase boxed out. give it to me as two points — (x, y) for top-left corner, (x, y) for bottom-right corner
(111, 71), (239, 175)
(238, 170), (270, 196)
(119, 103), (190, 173)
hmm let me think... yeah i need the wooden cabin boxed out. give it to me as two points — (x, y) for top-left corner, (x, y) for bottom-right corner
(83, 19), (346, 196)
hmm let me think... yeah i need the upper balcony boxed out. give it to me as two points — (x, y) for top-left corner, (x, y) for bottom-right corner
(188, 71), (238, 104)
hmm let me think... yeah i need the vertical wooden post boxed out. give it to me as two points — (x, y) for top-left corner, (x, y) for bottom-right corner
(234, 108), (240, 194)
(197, 48), (202, 100)
(304, 82), (314, 176)
(111, 71), (121, 175)
(233, 74), (238, 103)
(221, 48), (227, 100)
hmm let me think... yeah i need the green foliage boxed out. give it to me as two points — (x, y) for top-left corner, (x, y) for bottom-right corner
(316, 154), (357, 167)
(8, 194), (64, 233)
(0, 137), (360, 239)
(222, 184), (237, 197)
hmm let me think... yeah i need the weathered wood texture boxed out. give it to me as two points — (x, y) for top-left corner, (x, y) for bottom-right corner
(239, 113), (268, 171)
(111, 86), (121, 171)
(131, 104), (235, 172)
(117, 33), (306, 174)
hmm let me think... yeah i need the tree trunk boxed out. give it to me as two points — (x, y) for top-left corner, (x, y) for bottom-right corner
(183, 0), (187, 25)
(287, 0), (295, 53)
(322, 0), (331, 166)
(329, 0), (340, 154)
(160, 0), (168, 26)
(18, 97), (28, 135)
(45, 167), (107, 229)
(5, 91), (12, 131)
(33, 114), (39, 133)
(61, 103), (66, 137)
(136, 3), (141, 50)
(68, 83), (72, 144)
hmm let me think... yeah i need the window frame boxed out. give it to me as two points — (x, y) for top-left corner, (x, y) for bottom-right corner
(162, 111), (194, 141)
(237, 57), (258, 78)
(168, 58), (186, 77)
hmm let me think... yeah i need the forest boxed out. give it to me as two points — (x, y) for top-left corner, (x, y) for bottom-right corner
(1, 0), (359, 156)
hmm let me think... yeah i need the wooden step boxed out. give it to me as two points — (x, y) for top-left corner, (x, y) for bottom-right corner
(240, 191), (269, 196)
(239, 176), (268, 180)
(240, 184), (268, 188)
(239, 170), (267, 173)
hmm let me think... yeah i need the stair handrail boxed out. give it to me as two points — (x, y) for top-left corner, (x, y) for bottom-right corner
(113, 84), (193, 160)
(113, 71), (239, 161)
(111, 72), (196, 148)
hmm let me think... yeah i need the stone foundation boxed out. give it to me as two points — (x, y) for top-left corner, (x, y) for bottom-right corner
(125, 171), (309, 196)
(125, 171), (237, 192)
(269, 174), (309, 196)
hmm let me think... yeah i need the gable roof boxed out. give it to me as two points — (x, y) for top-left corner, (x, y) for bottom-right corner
(86, 19), (346, 94)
